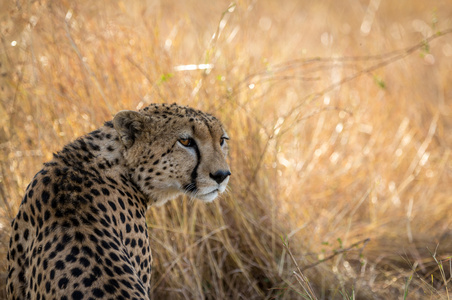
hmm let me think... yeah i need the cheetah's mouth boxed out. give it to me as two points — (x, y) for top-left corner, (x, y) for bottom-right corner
(196, 189), (219, 202)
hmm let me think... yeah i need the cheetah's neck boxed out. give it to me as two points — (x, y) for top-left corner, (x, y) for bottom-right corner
(50, 122), (153, 206)
(53, 122), (126, 172)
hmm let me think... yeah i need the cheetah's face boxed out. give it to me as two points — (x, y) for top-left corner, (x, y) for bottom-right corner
(113, 105), (230, 206)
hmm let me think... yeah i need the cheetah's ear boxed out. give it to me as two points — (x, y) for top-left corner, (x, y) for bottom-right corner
(113, 110), (149, 148)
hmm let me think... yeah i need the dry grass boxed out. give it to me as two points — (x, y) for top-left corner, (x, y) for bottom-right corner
(1, 0), (452, 299)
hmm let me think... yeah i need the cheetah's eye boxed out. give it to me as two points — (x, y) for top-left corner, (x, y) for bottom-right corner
(179, 138), (195, 147)
(220, 137), (229, 146)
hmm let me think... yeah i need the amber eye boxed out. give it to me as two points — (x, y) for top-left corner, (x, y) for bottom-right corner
(220, 137), (229, 146)
(179, 138), (195, 147)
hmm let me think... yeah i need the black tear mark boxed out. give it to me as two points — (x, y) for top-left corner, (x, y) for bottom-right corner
(184, 142), (201, 193)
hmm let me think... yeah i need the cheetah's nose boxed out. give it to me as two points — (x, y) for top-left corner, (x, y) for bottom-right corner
(209, 170), (231, 184)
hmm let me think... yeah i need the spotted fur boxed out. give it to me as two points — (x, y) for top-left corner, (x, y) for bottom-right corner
(6, 103), (230, 300)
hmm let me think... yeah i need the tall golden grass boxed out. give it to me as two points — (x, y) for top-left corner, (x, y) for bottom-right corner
(1, 0), (452, 298)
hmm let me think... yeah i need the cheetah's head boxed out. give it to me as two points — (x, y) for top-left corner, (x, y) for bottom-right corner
(112, 103), (230, 206)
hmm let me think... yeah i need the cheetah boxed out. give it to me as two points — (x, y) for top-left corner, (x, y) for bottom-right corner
(6, 103), (231, 300)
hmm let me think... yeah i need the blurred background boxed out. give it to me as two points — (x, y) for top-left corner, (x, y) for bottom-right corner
(1, 0), (452, 299)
